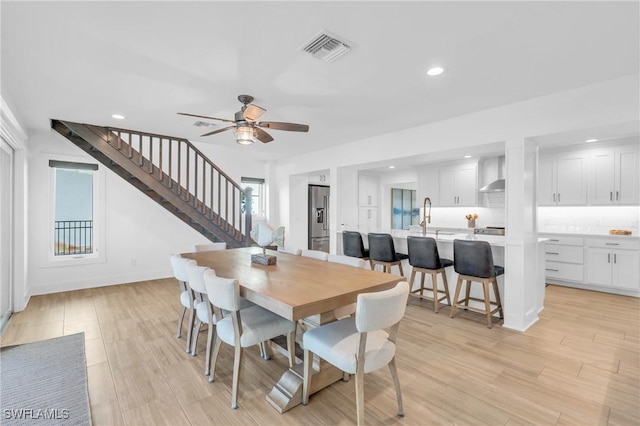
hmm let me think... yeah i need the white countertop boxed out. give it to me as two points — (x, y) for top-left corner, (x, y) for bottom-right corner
(539, 230), (638, 240)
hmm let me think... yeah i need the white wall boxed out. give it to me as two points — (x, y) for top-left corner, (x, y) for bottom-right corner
(26, 129), (267, 295)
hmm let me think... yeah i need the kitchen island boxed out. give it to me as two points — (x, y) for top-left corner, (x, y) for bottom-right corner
(337, 230), (547, 324)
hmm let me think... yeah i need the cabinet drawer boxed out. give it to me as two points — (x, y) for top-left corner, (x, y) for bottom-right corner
(585, 238), (639, 250)
(544, 236), (583, 246)
(544, 245), (583, 263)
(545, 261), (584, 282)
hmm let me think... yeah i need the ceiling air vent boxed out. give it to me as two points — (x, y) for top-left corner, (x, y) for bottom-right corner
(300, 30), (351, 63)
(193, 121), (216, 128)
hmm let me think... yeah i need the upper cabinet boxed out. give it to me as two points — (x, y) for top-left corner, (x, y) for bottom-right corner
(538, 152), (588, 206)
(358, 175), (379, 206)
(590, 145), (639, 205)
(437, 163), (477, 207)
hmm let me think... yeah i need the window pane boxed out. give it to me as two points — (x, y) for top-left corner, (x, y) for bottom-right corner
(402, 189), (412, 230)
(391, 189), (402, 229)
(54, 168), (94, 256)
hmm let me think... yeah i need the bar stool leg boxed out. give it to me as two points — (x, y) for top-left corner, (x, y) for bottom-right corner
(430, 272), (439, 313)
(450, 276), (464, 318)
(398, 262), (404, 276)
(464, 280), (472, 308)
(442, 270), (451, 307)
(492, 278), (504, 319)
(409, 269), (417, 292)
(419, 272), (426, 296)
(483, 280), (492, 328)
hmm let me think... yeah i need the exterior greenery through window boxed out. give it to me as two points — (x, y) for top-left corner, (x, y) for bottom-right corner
(391, 188), (419, 230)
(241, 177), (265, 217)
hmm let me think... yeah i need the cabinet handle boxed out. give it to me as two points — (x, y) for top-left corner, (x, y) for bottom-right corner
(616, 191), (619, 201)
(557, 193), (560, 203)
(610, 191), (613, 201)
(367, 195), (371, 205)
(368, 210), (371, 219)
(549, 239), (559, 242)
(614, 254), (617, 264)
(605, 243), (620, 246)
(553, 193), (556, 202)
(546, 252), (559, 255)
(545, 268), (559, 272)
(607, 253), (611, 263)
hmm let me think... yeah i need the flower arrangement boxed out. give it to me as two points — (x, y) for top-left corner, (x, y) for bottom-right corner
(465, 213), (478, 228)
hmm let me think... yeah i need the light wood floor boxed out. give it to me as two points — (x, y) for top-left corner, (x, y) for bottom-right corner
(1, 279), (638, 425)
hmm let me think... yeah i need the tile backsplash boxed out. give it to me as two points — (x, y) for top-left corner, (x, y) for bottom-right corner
(538, 206), (640, 235)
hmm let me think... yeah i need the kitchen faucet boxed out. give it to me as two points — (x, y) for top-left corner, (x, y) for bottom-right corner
(420, 197), (431, 235)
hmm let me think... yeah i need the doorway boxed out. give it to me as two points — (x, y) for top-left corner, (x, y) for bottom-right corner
(0, 138), (13, 333)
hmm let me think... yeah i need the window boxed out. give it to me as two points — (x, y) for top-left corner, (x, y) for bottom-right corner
(49, 160), (98, 257)
(391, 188), (419, 230)
(241, 177), (265, 217)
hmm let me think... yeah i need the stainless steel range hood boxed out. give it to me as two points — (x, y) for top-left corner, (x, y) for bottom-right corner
(479, 156), (505, 193)
(479, 178), (505, 192)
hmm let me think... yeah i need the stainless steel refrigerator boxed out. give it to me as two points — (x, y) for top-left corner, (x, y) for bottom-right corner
(308, 185), (330, 253)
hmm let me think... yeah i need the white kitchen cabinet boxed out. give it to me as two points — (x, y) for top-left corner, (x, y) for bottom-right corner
(590, 145), (639, 205)
(358, 175), (379, 207)
(586, 238), (640, 290)
(358, 207), (378, 233)
(544, 236), (584, 282)
(437, 163), (477, 206)
(538, 153), (588, 206)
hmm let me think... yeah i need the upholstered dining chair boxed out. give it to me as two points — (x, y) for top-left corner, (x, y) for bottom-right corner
(185, 263), (222, 377)
(301, 249), (329, 261)
(367, 233), (409, 275)
(327, 255), (367, 319)
(302, 281), (410, 426)
(170, 254), (197, 353)
(192, 242), (227, 252)
(450, 239), (504, 328)
(203, 273), (296, 409)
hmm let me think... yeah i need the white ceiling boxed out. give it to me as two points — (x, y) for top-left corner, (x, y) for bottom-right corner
(2, 1), (639, 161)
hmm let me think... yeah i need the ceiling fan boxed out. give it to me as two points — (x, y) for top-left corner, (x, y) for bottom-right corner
(178, 95), (309, 144)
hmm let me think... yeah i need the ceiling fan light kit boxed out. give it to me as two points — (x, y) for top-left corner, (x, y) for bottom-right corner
(178, 94), (309, 145)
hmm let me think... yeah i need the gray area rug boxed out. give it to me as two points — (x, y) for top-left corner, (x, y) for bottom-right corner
(0, 333), (91, 425)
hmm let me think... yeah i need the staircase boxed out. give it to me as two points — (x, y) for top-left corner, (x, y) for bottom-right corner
(51, 120), (253, 248)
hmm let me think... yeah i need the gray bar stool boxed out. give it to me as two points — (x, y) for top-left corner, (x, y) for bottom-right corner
(342, 231), (370, 266)
(450, 239), (504, 328)
(407, 236), (452, 313)
(367, 233), (408, 275)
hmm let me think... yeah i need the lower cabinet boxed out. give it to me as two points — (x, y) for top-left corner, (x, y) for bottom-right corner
(358, 207), (378, 234)
(543, 234), (640, 295)
(586, 239), (640, 290)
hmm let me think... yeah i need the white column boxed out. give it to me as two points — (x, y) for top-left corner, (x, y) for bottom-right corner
(504, 137), (542, 331)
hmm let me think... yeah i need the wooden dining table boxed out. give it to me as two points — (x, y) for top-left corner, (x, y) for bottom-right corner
(181, 246), (404, 413)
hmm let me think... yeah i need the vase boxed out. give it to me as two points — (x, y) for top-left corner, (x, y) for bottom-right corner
(467, 219), (476, 228)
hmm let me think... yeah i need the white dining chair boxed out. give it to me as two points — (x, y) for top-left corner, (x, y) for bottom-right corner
(204, 274), (297, 409)
(301, 249), (329, 261)
(302, 281), (410, 426)
(170, 254), (197, 353)
(328, 254), (366, 268)
(192, 242), (227, 252)
(328, 255), (366, 319)
(278, 246), (302, 256)
(185, 264), (221, 377)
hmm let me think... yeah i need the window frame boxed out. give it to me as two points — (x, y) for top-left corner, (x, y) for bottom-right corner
(46, 154), (105, 266)
(241, 177), (266, 219)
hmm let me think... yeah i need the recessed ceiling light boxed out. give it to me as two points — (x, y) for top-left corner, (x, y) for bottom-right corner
(112, 114), (125, 120)
(585, 138), (598, 143)
(389, 165), (395, 169)
(426, 66), (444, 76)
(464, 155), (472, 159)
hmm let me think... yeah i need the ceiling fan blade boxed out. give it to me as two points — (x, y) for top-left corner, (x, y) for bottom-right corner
(243, 104), (266, 122)
(258, 121), (309, 132)
(200, 126), (234, 137)
(255, 127), (274, 143)
(178, 112), (235, 123)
